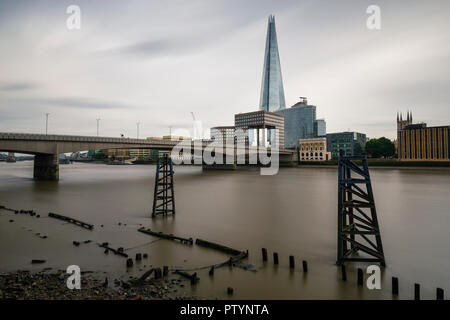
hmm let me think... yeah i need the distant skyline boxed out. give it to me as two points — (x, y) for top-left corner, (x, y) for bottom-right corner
(0, 0), (449, 140)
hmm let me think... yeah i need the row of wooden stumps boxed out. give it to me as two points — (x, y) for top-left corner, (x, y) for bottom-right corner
(261, 248), (308, 273)
(262, 248), (445, 299)
(152, 155), (175, 217)
(342, 265), (445, 300)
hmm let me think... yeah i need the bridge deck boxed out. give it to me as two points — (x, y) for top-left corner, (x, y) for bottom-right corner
(0, 132), (294, 154)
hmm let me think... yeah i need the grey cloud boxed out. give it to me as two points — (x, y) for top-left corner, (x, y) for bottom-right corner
(37, 97), (136, 110)
(0, 82), (37, 91)
(0, 96), (140, 111)
(117, 39), (192, 57)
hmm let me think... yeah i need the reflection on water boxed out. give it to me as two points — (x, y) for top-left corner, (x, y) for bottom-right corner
(1, 161), (450, 299)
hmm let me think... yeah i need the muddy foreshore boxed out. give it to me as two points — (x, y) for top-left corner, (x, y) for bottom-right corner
(0, 269), (200, 300)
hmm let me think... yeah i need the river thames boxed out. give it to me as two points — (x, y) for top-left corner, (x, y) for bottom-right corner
(1, 161), (450, 299)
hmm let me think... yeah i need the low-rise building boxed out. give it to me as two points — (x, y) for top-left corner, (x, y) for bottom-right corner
(162, 135), (191, 141)
(326, 132), (366, 159)
(299, 137), (331, 161)
(102, 148), (130, 160)
(129, 149), (159, 160)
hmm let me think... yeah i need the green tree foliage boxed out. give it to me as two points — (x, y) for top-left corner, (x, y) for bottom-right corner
(365, 137), (395, 158)
(92, 152), (107, 159)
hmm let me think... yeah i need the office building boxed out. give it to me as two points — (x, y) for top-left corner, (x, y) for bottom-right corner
(397, 111), (449, 161)
(299, 137), (331, 161)
(210, 126), (236, 145)
(275, 97), (320, 148)
(326, 132), (366, 159)
(314, 119), (326, 137)
(235, 110), (285, 148)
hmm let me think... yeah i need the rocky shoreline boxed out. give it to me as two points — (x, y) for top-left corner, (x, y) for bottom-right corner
(0, 270), (198, 300)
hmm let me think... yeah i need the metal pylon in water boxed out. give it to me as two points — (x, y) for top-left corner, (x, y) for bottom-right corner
(152, 155), (175, 217)
(337, 150), (386, 266)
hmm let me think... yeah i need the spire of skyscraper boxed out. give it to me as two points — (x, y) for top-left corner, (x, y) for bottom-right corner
(259, 15), (286, 112)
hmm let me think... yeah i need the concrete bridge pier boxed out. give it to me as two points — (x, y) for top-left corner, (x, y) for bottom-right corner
(33, 154), (59, 181)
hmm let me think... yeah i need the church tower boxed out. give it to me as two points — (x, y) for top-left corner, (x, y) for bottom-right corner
(396, 110), (413, 156)
(397, 110), (413, 131)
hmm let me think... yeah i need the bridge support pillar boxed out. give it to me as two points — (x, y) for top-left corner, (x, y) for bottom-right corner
(34, 154), (59, 181)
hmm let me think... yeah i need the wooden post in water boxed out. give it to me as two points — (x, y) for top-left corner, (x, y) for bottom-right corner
(126, 258), (133, 268)
(357, 268), (363, 286)
(273, 252), (279, 265)
(262, 248), (268, 261)
(437, 288), (444, 300)
(414, 283), (420, 300)
(302, 260), (308, 273)
(341, 265), (347, 281)
(289, 256), (295, 269)
(392, 277), (399, 295)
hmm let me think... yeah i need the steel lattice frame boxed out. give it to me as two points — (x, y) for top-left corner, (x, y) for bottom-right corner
(152, 155), (175, 217)
(337, 151), (386, 266)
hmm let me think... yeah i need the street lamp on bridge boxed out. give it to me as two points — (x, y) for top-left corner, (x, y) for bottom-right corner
(96, 118), (101, 137)
(45, 113), (50, 135)
(136, 121), (141, 139)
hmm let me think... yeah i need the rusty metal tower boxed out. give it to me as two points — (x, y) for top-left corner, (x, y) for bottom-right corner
(152, 154), (175, 217)
(337, 150), (386, 266)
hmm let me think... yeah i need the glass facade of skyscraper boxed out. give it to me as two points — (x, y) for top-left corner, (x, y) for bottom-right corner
(314, 119), (326, 137)
(275, 102), (318, 148)
(259, 15), (286, 112)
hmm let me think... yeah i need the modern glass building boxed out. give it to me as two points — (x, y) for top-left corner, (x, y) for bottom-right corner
(259, 15), (286, 112)
(326, 132), (367, 159)
(314, 119), (326, 137)
(275, 98), (319, 148)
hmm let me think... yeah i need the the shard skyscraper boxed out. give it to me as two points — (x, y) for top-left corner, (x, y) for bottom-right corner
(259, 15), (286, 112)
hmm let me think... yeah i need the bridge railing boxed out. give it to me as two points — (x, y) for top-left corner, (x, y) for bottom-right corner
(0, 132), (179, 146)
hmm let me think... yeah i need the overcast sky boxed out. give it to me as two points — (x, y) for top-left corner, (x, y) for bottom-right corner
(0, 0), (449, 140)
